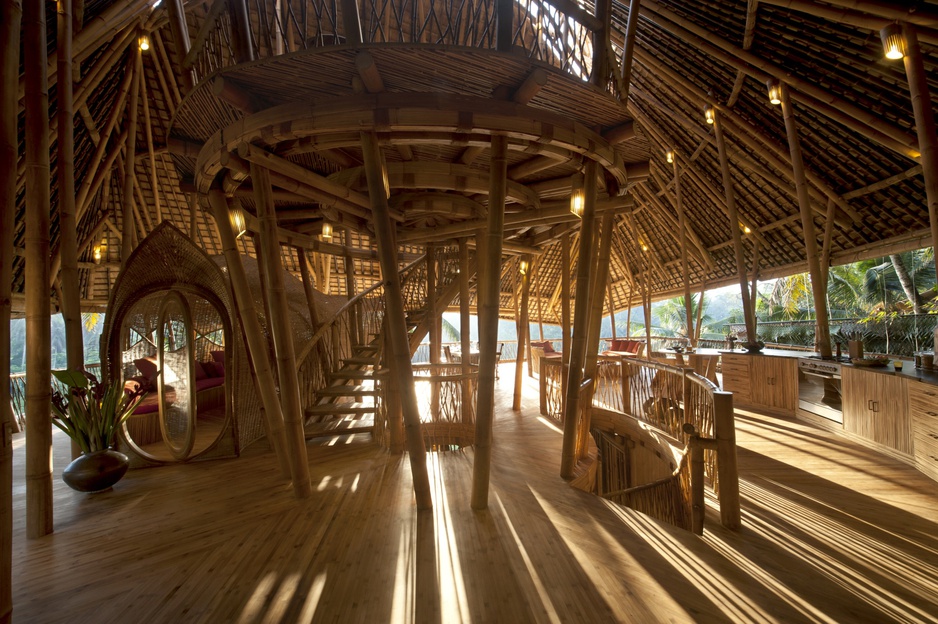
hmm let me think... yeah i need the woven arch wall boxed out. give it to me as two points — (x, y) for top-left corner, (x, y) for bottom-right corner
(101, 223), (266, 465)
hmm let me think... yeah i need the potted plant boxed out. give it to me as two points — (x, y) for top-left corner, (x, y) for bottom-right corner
(51, 369), (149, 492)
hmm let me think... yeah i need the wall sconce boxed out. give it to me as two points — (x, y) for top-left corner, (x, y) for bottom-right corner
(666, 150), (674, 164)
(321, 222), (333, 241)
(704, 104), (715, 125)
(881, 23), (906, 60)
(138, 34), (150, 51)
(92, 245), (103, 264)
(766, 79), (781, 106)
(519, 259), (529, 276)
(569, 173), (585, 218)
(230, 205), (247, 239)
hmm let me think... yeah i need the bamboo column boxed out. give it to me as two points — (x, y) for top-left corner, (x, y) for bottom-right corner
(121, 47), (140, 263)
(712, 109), (757, 343)
(607, 281), (617, 341)
(495, 0), (513, 52)
(57, 0), (84, 460)
(165, 0), (194, 92)
(226, 0), (255, 63)
(459, 240), (472, 425)
(672, 153), (695, 347)
(343, 229), (359, 345)
(360, 131), (432, 510)
(250, 164), (312, 498)
(296, 247), (321, 330)
(24, 0), (54, 539)
(207, 191), (291, 479)
(584, 213), (615, 381)
(471, 134), (508, 510)
(900, 25), (938, 288)
(427, 243), (440, 421)
(512, 255), (531, 411)
(560, 232), (571, 416)
(778, 82), (832, 357)
(0, 1), (21, 618)
(561, 160), (598, 479)
(618, 0), (643, 102)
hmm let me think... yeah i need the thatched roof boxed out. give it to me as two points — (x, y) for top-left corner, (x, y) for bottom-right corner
(6, 0), (937, 322)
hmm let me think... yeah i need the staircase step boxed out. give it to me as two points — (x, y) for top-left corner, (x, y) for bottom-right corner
(304, 413), (374, 439)
(317, 384), (378, 397)
(342, 356), (378, 366)
(305, 402), (375, 417)
(353, 344), (379, 354)
(328, 370), (378, 381)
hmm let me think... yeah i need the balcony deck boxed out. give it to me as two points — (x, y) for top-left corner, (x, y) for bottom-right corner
(11, 367), (938, 622)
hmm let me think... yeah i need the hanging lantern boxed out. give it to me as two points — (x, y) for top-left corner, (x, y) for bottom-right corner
(666, 150), (674, 164)
(640, 241), (649, 252)
(519, 259), (529, 276)
(92, 245), (103, 264)
(704, 104), (715, 125)
(766, 79), (782, 106)
(881, 23), (906, 60)
(230, 205), (247, 239)
(138, 34), (150, 51)
(321, 222), (333, 241)
(741, 223), (752, 234)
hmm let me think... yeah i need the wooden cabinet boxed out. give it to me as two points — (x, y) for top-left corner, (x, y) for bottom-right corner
(842, 368), (911, 455)
(909, 382), (938, 481)
(721, 354), (796, 415)
(721, 354), (751, 403)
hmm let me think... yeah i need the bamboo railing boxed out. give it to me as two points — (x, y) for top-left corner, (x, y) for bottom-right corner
(186, 0), (605, 93)
(411, 362), (477, 448)
(562, 355), (738, 534)
(9, 362), (102, 433)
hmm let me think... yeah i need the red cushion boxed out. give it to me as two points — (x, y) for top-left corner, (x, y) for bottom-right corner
(193, 361), (208, 381)
(609, 339), (625, 351)
(211, 350), (225, 364)
(624, 340), (641, 353)
(196, 377), (225, 392)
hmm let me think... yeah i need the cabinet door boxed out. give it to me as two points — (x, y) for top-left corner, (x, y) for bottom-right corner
(751, 356), (797, 412)
(872, 374), (910, 454)
(843, 367), (872, 438)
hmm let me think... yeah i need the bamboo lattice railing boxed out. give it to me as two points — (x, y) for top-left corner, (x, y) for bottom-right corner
(187, 0), (603, 92)
(412, 362), (477, 448)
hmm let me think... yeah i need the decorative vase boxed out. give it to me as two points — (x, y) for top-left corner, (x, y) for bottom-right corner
(62, 449), (129, 493)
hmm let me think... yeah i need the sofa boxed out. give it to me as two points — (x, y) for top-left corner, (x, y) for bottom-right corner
(530, 341), (562, 376)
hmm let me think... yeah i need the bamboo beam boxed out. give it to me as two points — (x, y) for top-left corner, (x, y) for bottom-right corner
(778, 82), (832, 357)
(713, 110), (757, 343)
(592, 0), (612, 88)
(121, 49), (141, 263)
(183, 0), (226, 69)
(208, 191), (292, 480)
(226, 0), (255, 63)
(57, 0), (83, 462)
(296, 247), (321, 330)
(638, 0), (920, 161)
(343, 229), (359, 344)
(617, 0), (642, 103)
(560, 231), (571, 415)
(165, 0), (194, 92)
(471, 134), (508, 510)
(0, 1), (21, 618)
(250, 163), (312, 498)
(139, 57), (161, 223)
(24, 0), (54, 540)
(512, 255), (531, 410)
(672, 154), (695, 347)
(561, 161), (598, 479)
(72, 25), (135, 111)
(900, 25), (938, 288)
(781, 0), (938, 27)
(360, 132), (431, 510)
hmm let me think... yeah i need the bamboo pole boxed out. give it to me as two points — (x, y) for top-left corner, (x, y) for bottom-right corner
(360, 131), (432, 510)
(0, 1), (21, 618)
(121, 48), (141, 263)
(471, 134), (508, 509)
(584, 213), (614, 381)
(607, 279), (616, 341)
(427, 243), (440, 422)
(226, 0), (255, 63)
(672, 154), (694, 347)
(208, 191), (291, 479)
(24, 0), (54, 539)
(560, 232), (571, 414)
(459, 240), (472, 424)
(139, 57), (161, 223)
(592, 0), (612, 88)
(778, 83), (832, 357)
(250, 163), (312, 498)
(900, 25), (938, 288)
(714, 390), (741, 530)
(57, 0), (84, 461)
(512, 255), (531, 411)
(618, 0), (642, 103)
(343, 229), (360, 345)
(712, 110), (757, 344)
(561, 161), (598, 479)
(165, 0), (194, 92)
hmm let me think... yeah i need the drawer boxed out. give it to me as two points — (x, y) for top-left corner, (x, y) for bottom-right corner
(913, 428), (938, 453)
(909, 383), (938, 402)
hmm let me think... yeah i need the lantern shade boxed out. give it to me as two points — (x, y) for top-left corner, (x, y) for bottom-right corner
(519, 259), (529, 275)
(92, 246), (102, 264)
(230, 205), (247, 238)
(569, 173), (585, 217)
(138, 35), (150, 51)
(321, 222), (333, 240)
(881, 23), (906, 60)
(704, 105), (715, 125)
(766, 80), (781, 105)
(666, 151), (674, 164)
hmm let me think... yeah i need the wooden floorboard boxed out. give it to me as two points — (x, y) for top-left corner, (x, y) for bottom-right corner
(11, 367), (938, 622)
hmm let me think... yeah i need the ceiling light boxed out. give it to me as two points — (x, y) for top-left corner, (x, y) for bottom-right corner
(881, 23), (906, 60)
(519, 259), (529, 276)
(666, 151), (674, 164)
(766, 79), (781, 106)
(230, 205), (247, 239)
(321, 222), (333, 241)
(704, 104), (715, 125)
(569, 173), (585, 218)
(138, 35), (150, 51)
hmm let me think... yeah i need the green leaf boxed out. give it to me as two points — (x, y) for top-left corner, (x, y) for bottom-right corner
(52, 369), (88, 389)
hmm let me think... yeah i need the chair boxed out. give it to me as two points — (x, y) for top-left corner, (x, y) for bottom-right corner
(494, 343), (504, 379)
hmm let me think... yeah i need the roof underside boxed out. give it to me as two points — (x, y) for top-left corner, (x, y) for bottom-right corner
(7, 0), (937, 322)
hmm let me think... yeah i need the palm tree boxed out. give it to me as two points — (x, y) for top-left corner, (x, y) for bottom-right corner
(656, 294), (711, 343)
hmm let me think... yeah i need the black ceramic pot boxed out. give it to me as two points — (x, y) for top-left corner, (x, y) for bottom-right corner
(62, 449), (129, 493)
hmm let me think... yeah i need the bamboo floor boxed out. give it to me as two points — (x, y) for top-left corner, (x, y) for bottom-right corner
(11, 366), (938, 623)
